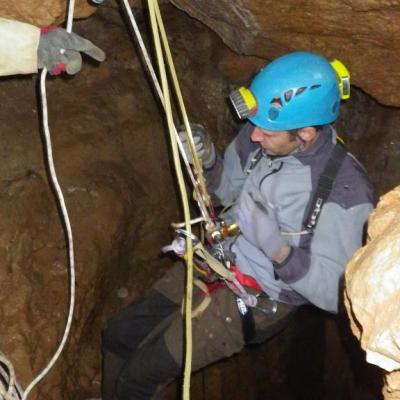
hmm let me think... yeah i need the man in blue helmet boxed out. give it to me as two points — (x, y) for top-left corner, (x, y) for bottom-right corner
(101, 51), (375, 400)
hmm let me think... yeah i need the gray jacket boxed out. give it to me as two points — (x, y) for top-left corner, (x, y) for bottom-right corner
(205, 123), (374, 313)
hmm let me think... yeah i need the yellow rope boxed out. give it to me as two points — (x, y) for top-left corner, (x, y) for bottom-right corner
(151, 1), (211, 211)
(147, 1), (194, 398)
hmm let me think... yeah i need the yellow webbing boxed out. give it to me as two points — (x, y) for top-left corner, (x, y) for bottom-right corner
(190, 279), (211, 319)
(193, 242), (235, 281)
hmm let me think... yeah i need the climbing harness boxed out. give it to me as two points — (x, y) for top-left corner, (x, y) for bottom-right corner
(304, 142), (347, 232)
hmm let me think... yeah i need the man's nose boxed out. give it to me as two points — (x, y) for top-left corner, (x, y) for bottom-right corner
(251, 127), (265, 142)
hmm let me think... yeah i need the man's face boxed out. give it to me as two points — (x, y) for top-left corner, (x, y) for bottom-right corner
(250, 126), (301, 156)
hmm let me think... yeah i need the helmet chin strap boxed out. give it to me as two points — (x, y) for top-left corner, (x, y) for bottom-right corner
(297, 139), (307, 152)
(294, 126), (321, 154)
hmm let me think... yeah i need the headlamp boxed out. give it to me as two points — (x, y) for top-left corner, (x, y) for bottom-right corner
(229, 86), (258, 119)
(330, 59), (350, 100)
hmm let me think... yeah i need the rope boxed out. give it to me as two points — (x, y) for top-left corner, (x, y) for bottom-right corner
(118, 0), (215, 231)
(22, 2), (77, 399)
(149, 1), (211, 212)
(1, 3), (78, 398)
(0, 353), (21, 400)
(146, 0), (202, 397)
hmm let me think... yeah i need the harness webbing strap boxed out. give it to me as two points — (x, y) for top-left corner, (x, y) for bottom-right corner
(230, 265), (262, 292)
(236, 298), (257, 344)
(192, 242), (236, 281)
(305, 143), (347, 232)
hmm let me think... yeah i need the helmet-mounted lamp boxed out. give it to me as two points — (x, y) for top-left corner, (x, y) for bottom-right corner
(330, 59), (350, 100)
(229, 86), (258, 119)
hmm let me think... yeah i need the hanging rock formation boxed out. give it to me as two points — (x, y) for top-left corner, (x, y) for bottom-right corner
(2, 1), (400, 106)
(345, 186), (400, 399)
(170, 0), (400, 107)
(0, 1), (96, 26)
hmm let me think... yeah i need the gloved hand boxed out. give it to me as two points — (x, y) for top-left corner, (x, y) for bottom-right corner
(38, 27), (106, 75)
(236, 191), (286, 261)
(178, 123), (216, 168)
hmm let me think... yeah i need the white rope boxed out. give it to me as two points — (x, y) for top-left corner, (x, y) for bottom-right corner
(170, 216), (207, 229)
(21, 2), (77, 399)
(65, 0), (75, 34)
(119, 0), (214, 229)
(0, 353), (21, 400)
(21, 67), (76, 400)
(1, 2), (78, 397)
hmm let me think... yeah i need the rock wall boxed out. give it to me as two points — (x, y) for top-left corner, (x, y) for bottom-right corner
(1, 0), (400, 399)
(170, 0), (400, 107)
(3, 0), (400, 106)
(0, 0), (96, 26)
(345, 187), (400, 399)
(0, 4), (236, 398)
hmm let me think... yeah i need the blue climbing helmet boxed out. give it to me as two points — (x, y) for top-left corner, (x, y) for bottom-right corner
(229, 51), (349, 131)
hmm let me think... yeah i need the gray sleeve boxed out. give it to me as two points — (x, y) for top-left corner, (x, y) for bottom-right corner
(205, 124), (256, 207)
(274, 202), (373, 313)
(211, 140), (248, 206)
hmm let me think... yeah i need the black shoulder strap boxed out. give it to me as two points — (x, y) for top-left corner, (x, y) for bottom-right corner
(305, 143), (347, 232)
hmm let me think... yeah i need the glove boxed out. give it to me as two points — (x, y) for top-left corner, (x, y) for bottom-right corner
(178, 123), (216, 168)
(236, 191), (286, 260)
(38, 27), (106, 75)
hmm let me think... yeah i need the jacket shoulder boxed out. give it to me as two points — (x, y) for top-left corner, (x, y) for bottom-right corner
(234, 123), (259, 169)
(330, 153), (375, 209)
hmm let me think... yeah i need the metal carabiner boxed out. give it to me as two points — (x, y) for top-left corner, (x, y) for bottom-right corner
(254, 293), (278, 315)
(175, 228), (199, 244)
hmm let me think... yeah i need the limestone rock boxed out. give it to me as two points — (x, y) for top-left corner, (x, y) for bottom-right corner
(3, 0), (400, 106)
(0, 1), (96, 27)
(345, 186), (400, 398)
(0, 5), (237, 398)
(170, 0), (400, 107)
(384, 371), (400, 400)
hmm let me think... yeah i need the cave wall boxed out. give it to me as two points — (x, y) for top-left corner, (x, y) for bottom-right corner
(0, 0), (96, 26)
(0, 4), (236, 398)
(0, 1), (400, 399)
(170, 0), (400, 108)
(345, 187), (400, 399)
(2, 0), (400, 107)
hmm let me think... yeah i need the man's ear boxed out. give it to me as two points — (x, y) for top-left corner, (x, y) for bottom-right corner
(297, 127), (318, 142)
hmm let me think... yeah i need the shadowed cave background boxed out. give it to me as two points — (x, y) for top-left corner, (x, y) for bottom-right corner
(1, 1), (399, 399)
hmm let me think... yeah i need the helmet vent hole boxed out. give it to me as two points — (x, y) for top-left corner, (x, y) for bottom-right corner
(295, 87), (307, 96)
(268, 107), (279, 120)
(310, 84), (321, 90)
(284, 90), (293, 103)
(332, 101), (338, 114)
(270, 96), (282, 109)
